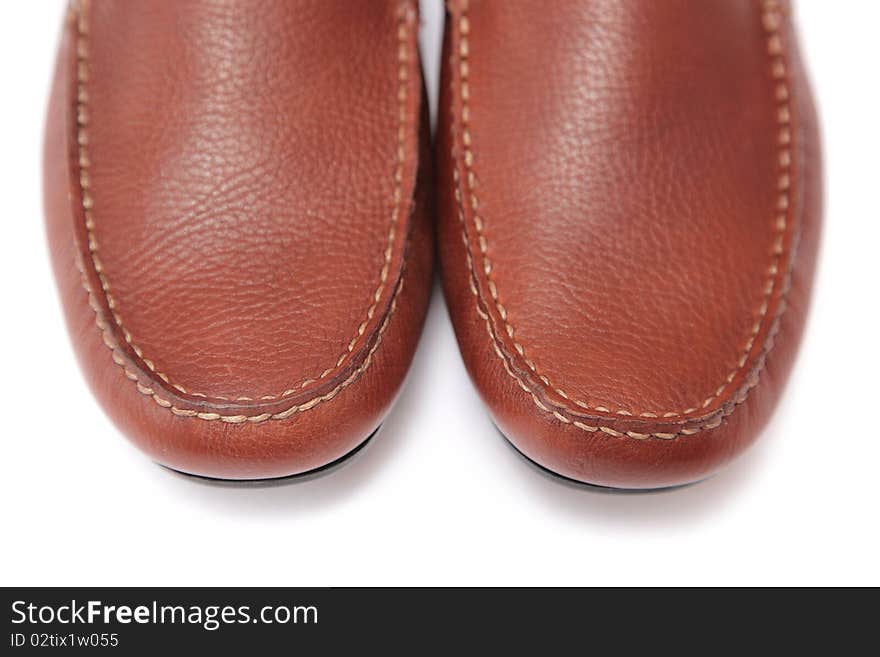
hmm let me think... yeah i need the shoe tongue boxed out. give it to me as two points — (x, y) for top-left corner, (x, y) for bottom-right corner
(72, 0), (419, 401)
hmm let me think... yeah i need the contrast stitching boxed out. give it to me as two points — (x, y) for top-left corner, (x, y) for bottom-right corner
(76, 256), (406, 423)
(73, 0), (415, 421)
(74, 0), (412, 403)
(453, 0), (797, 437)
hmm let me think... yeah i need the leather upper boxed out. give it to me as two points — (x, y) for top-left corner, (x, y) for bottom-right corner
(45, 0), (432, 478)
(438, 0), (822, 487)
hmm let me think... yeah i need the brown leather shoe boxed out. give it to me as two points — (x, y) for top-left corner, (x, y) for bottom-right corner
(44, 0), (432, 479)
(438, 0), (822, 488)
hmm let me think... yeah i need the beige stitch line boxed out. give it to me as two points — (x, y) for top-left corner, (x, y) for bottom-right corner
(74, 0), (414, 422)
(75, 0), (411, 403)
(77, 254), (407, 423)
(454, 0), (796, 437)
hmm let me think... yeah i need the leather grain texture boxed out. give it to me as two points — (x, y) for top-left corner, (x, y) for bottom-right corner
(438, 0), (822, 488)
(45, 0), (432, 479)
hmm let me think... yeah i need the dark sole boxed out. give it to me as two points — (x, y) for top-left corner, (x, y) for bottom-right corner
(496, 426), (702, 494)
(160, 425), (380, 487)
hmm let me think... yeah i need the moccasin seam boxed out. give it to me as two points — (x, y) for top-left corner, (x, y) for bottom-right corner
(72, 0), (417, 421)
(451, 0), (799, 437)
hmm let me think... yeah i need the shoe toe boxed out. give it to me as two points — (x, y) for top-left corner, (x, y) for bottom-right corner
(438, 0), (822, 488)
(45, 1), (431, 479)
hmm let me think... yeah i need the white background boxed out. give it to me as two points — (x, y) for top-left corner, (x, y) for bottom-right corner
(1, 1), (878, 587)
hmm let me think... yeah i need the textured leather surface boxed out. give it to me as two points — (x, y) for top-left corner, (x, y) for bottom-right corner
(438, 0), (822, 488)
(45, 0), (432, 479)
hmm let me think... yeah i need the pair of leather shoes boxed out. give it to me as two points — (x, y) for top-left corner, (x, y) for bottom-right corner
(45, 0), (821, 489)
